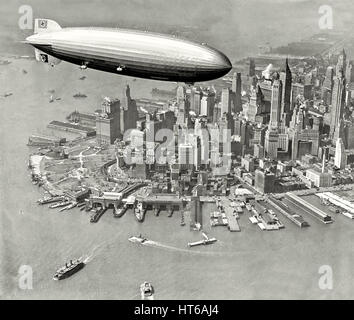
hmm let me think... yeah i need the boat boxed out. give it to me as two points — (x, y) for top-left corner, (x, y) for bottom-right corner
(49, 200), (70, 209)
(113, 203), (128, 218)
(53, 258), (85, 280)
(37, 196), (63, 205)
(128, 235), (149, 244)
(140, 282), (154, 300)
(134, 202), (146, 222)
(59, 202), (77, 212)
(73, 92), (87, 99)
(90, 207), (106, 223)
(188, 232), (217, 247)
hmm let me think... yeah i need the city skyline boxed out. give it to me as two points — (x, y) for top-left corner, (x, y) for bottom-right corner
(3, 0), (354, 303)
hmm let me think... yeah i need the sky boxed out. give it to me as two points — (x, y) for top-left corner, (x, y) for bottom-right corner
(1, 0), (354, 61)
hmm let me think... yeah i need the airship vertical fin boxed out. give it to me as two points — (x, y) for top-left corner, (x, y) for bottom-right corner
(34, 19), (61, 34)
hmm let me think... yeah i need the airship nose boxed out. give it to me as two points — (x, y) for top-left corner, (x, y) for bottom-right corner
(217, 52), (232, 72)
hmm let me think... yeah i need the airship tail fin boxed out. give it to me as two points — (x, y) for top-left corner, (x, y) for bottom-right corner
(34, 19), (61, 34)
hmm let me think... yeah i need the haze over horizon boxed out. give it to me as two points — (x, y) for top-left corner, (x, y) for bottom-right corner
(1, 0), (354, 62)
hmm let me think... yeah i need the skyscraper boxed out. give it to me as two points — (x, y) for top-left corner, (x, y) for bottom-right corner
(221, 88), (232, 115)
(96, 97), (121, 145)
(232, 72), (242, 113)
(200, 90), (215, 121)
(334, 138), (346, 169)
(279, 58), (292, 124)
(322, 66), (334, 105)
(265, 129), (279, 160)
(346, 60), (354, 83)
(249, 58), (256, 77)
(336, 49), (347, 77)
(330, 74), (346, 140)
(120, 85), (139, 135)
(269, 77), (282, 129)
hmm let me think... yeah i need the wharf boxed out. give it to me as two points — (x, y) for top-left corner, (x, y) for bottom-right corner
(267, 197), (309, 228)
(220, 197), (240, 232)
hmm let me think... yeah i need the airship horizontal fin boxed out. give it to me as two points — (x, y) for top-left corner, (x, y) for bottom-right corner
(35, 49), (61, 66)
(34, 19), (61, 34)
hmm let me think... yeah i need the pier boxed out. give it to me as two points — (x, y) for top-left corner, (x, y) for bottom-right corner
(285, 193), (332, 224)
(316, 192), (354, 215)
(267, 197), (309, 228)
(135, 194), (185, 216)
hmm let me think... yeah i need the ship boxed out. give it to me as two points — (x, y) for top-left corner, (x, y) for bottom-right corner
(140, 282), (154, 300)
(113, 202), (128, 218)
(187, 232), (217, 247)
(49, 200), (70, 209)
(73, 92), (87, 99)
(134, 202), (146, 222)
(53, 258), (85, 280)
(37, 196), (63, 205)
(128, 234), (151, 245)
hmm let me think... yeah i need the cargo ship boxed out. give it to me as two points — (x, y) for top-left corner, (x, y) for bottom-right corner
(53, 258), (85, 280)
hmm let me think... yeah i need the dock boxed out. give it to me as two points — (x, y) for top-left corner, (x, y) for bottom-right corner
(285, 193), (332, 224)
(267, 197), (309, 228)
(220, 197), (241, 232)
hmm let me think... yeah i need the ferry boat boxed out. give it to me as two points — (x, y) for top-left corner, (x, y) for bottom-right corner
(140, 282), (155, 300)
(53, 258), (85, 280)
(188, 232), (217, 247)
(134, 202), (146, 222)
(129, 235), (150, 244)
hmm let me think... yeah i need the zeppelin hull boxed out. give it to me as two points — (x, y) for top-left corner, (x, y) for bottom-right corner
(27, 28), (232, 83)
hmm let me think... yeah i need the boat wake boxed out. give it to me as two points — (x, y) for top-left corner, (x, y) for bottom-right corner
(82, 244), (105, 263)
(137, 240), (216, 256)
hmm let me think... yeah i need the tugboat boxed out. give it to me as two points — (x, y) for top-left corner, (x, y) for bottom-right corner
(140, 281), (154, 300)
(53, 258), (85, 280)
(128, 234), (149, 244)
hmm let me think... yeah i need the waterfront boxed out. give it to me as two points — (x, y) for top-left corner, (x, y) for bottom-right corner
(1, 55), (354, 300)
(4, 0), (354, 297)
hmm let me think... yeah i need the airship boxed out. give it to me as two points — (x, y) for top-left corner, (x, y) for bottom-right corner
(25, 19), (232, 84)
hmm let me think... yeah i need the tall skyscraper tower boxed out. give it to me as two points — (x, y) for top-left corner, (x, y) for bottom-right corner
(346, 60), (354, 83)
(280, 58), (292, 124)
(96, 97), (121, 145)
(221, 88), (232, 115)
(232, 72), (242, 113)
(269, 77), (282, 130)
(249, 58), (256, 77)
(330, 74), (346, 140)
(334, 138), (346, 169)
(200, 90), (215, 121)
(322, 66), (334, 105)
(336, 49), (347, 77)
